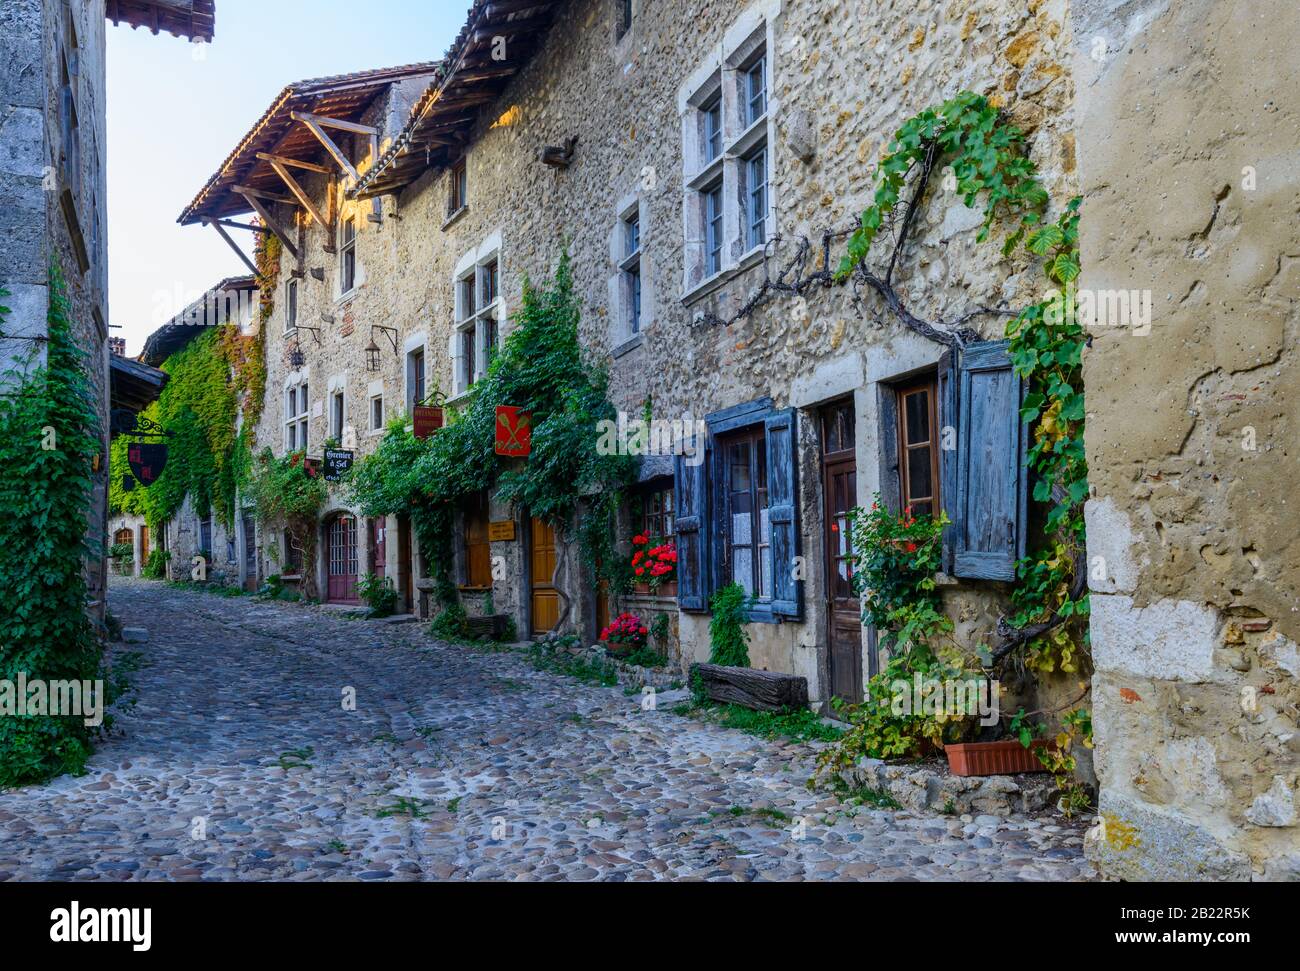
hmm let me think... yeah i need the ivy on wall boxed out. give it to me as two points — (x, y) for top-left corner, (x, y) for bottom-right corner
(0, 267), (103, 785)
(243, 448), (327, 601)
(349, 252), (636, 631)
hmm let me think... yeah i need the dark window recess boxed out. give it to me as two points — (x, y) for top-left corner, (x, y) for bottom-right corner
(639, 486), (674, 539)
(331, 391), (344, 440)
(896, 378), (940, 519)
(285, 532), (302, 573)
(340, 218), (357, 293)
(616, 0), (633, 39)
(449, 159), (467, 213)
(408, 348), (425, 410)
(199, 517), (212, 556)
(719, 426), (772, 599)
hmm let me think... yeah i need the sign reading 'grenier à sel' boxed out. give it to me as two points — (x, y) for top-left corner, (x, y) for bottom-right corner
(323, 448), (354, 482)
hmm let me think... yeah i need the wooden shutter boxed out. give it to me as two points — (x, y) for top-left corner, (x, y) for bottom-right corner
(952, 340), (1027, 580)
(674, 450), (708, 611)
(937, 349), (958, 574)
(765, 408), (802, 618)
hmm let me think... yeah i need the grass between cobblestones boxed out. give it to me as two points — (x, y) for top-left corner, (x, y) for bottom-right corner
(671, 699), (845, 745)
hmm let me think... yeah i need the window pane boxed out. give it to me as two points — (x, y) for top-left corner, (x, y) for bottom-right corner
(908, 444), (933, 500)
(905, 390), (930, 444)
(729, 441), (751, 493)
(732, 546), (754, 595)
(760, 543), (773, 599)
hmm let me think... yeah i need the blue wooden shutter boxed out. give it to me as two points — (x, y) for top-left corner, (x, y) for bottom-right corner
(937, 349), (958, 574)
(674, 451), (708, 611)
(765, 408), (802, 618)
(952, 341), (1027, 581)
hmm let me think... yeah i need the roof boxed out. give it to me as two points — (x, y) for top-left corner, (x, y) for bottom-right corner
(110, 355), (169, 414)
(106, 0), (216, 42)
(140, 275), (258, 366)
(350, 1), (562, 200)
(178, 63), (440, 226)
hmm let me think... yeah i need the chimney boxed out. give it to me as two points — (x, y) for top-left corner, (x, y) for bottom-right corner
(109, 337), (127, 357)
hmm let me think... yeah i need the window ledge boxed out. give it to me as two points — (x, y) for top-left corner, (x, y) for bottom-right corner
(727, 114), (769, 157)
(681, 246), (766, 307)
(685, 155), (725, 193)
(611, 333), (643, 359)
(442, 205), (469, 231)
(446, 386), (476, 407)
(334, 288), (360, 309)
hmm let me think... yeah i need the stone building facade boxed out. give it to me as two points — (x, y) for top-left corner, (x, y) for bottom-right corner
(1, 0), (215, 617)
(178, 0), (1296, 881)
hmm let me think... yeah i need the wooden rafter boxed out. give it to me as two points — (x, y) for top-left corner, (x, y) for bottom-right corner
(291, 111), (365, 182)
(255, 152), (332, 175)
(231, 186), (300, 261)
(203, 217), (262, 279)
(267, 159), (329, 229)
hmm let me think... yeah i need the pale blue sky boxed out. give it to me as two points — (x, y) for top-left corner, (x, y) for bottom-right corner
(107, 0), (469, 354)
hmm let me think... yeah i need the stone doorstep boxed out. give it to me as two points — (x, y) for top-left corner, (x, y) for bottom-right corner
(841, 757), (1059, 818)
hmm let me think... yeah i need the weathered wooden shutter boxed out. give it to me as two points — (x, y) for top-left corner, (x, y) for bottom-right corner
(952, 340), (1027, 581)
(674, 450), (708, 611)
(937, 348), (958, 574)
(765, 408), (802, 618)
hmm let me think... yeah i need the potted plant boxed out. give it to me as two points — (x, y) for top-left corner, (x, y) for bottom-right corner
(600, 613), (648, 657)
(630, 534), (677, 597)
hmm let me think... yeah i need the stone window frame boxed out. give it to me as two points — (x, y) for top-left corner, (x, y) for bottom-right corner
(284, 370), (310, 453)
(327, 373), (348, 445)
(677, 0), (781, 303)
(403, 332), (428, 417)
(339, 217), (358, 296)
(284, 278), (299, 335)
(451, 233), (504, 398)
(609, 192), (652, 356)
(367, 379), (385, 436)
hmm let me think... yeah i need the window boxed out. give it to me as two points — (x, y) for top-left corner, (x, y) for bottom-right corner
(285, 279), (298, 333)
(463, 492), (492, 588)
(705, 185), (724, 276)
(621, 212), (642, 334)
(615, 0), (633, 40)
(745, 147), (768, 250)
(719, 427), (771, 600)
(340, 218), (357, 294)
(330, 389), (345, 442)
(199, 515), (213, 557)
(454, 257), (501, 392)
(370, 394), (384, 432)
(640, 486), (674, 539)
(744, 54), (767, 127)
(896, 379), (940, 519)
(676, 401), (800, 618)
(286, 381), (309, 451)
(406, 347), (425, 413)
(449, 159), (467, 214)
(703, 96), (723, 162)
(285, 530), (302, 574)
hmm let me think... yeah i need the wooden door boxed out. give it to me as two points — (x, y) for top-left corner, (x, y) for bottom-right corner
(140, 525), (149, 562)
(242, 513), (257, 591)
(821, 400), (862, 706)
(326, 515), (359, 603)
(530, 516), (559, 634)
(397, 514), (413, 609)
(369, 518), (386, 581)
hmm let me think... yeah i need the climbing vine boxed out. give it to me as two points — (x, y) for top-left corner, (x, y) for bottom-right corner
(0, 266), (103, 786)
(349, 251), (636, 631)
(243, 448), (328, 601)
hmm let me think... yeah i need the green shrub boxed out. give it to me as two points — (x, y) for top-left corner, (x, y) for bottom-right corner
(357, 572), (399, 618)
(708, 582), (751, 667)
(141, 549), (170, 580)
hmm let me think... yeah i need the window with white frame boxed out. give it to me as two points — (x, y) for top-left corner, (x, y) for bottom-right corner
(329, 389), (345, 441)
(370, 393), (384, 432)
(406, 346), (425, 414)
(453, 256), (501, 394)
(285, 279), (298, 334)
(340, 217), (357, 294)
(285, 380), (309, 451)
(620, 210), (642, 335)
(682, 18), (774, 292)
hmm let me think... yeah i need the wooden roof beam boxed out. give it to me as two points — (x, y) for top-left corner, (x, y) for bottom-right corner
(231, 187), (301, 262)
(267, 159), (330, 229)
(203, 218), (263, 280)
(255, 152), (332, 175)
(291, 111), (363, 182)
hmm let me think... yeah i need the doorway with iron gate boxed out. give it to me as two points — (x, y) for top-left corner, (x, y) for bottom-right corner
(325, 513), (359, 604)
(821, 399), (863, 707)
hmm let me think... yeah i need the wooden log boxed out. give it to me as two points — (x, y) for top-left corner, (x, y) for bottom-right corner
(690, 663), (809, 712)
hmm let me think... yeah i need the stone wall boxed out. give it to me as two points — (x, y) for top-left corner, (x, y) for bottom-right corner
(1071, 0), (1299, 880)
(245, 0), (1084, 704)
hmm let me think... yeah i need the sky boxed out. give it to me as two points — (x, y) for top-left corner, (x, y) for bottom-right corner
(106, 0), (470, 355)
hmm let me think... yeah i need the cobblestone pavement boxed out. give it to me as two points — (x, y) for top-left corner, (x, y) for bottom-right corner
(0, 578), (1094, 881)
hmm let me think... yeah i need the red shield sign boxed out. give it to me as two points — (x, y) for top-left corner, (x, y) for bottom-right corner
(413, 405), (444, 441)
(127, 443), (167, 486)
(495, 406), (532, 457)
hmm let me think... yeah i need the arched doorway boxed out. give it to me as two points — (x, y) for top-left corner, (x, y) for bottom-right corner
(325, 513), (359, 604)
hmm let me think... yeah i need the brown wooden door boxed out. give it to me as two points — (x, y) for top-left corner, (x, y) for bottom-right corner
(242, 513), (257, 591)
(140, 525), (149, 562)
(822, 400), (862, 706)
(326, 515), (359, 603)
(530, 516), (559, 634)
(398, 514), (413, 609)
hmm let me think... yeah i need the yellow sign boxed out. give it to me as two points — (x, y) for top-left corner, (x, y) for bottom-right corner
(488, 520), (516, 542)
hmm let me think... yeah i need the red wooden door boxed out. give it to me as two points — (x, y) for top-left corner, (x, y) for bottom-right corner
(326, 515), (359, 603)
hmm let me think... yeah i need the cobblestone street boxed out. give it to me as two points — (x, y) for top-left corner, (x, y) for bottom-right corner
(0, 579), (1094, 881)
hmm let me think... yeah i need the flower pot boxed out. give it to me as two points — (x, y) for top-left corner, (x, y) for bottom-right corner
(945, 739), (1051, 777)
(633, 581), (676, 598)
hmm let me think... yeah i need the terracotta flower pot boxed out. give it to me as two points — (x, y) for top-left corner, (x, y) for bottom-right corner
(945, 739), (1051, 777)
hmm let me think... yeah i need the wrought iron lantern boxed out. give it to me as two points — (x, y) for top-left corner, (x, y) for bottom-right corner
(288, 340), (306, 369)
(365, 338), (382, 372)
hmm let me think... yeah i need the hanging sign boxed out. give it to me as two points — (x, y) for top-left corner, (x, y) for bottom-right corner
(495, 406), (532, 457)
(488, 520), (516, 542)
(413, 405), (444, 440)
(127, 442), (167, 486)
(323, 448), (354, 482)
